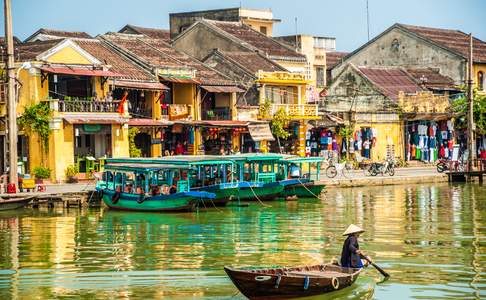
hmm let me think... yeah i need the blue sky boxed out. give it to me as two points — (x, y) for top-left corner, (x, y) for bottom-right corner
(2, 0), (486, 52)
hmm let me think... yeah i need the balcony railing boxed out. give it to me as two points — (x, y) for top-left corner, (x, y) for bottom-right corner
(59, 100), (121, 113)
(260, 103), (319, 119)
(202, 107), (231, 120)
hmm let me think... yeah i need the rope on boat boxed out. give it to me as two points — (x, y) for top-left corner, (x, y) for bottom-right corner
(332, 277), (340, 290)
(275, 275), (282, 288)
(304, 276), (310, 290)
(248, 183), (270, 208)
(208, 197), (223, 213)
(297, 179), (322, 199)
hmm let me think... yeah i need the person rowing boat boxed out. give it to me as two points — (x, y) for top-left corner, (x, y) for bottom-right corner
(340, 224), (366, 268)
(340, 224), (391, 278)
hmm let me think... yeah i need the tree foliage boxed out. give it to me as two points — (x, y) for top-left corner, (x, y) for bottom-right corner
(451, 87), (486, 134)
(128, 127), (142, 157)
(271, 107), (290, 140)
(17, 102), (52, 155)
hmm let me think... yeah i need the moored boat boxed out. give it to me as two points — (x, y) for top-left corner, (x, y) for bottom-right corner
(277, 156), (326, 198)
(227, 153), (286, 201)
(0, 196), (34, 211)
(97, 162), (216, 212)
(224, 264), (361, 299)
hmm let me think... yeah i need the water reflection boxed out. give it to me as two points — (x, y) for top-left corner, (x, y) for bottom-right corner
(0, 183), (484, 299)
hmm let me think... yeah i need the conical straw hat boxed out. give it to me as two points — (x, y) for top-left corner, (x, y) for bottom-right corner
(342, 224), (365, 236)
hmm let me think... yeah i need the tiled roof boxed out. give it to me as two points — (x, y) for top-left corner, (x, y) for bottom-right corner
(404, 67), (456, 90)
(15, 39), (62, 61)
(0, 36), (22, 45)
(75, 39), (155, 81)
(100, 33), (236, 86)
(218, 50), (286, 74)
(119, 25), (171, 42)
(204, 20), (305, 61)
(357, 66), (425, 101)
(24, 28), (92, 42)
(326, 51), (348, 70)
(399, 24), (486, 63)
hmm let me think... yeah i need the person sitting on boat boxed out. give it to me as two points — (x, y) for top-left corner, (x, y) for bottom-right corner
(340, 224), (365, 269)
(151, 185), (160, 196)
(169, 184), (177, 194)
(289, 164), (301, 178)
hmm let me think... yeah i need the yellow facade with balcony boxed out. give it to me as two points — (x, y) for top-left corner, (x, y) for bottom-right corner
(256, 71), (317, 156)
(13, 40), (135, 182)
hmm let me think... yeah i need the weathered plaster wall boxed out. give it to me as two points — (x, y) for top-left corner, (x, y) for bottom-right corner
(331, 27), (466, 83)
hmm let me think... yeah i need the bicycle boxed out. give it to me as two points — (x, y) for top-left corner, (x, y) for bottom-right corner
(326, 161), (352, 178)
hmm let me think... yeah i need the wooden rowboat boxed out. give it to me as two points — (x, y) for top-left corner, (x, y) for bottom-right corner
(0, 196), (34, 211)
(224, 264), (361, 299)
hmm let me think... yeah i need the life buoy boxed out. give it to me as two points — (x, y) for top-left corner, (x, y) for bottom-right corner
(331, 277), (339, 290)
(112, 191), (121, 204)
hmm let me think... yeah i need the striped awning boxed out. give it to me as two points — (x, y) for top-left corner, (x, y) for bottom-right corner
(63, 113), (128, 124)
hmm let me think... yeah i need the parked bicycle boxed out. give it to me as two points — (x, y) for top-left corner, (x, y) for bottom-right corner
(326, 161), (352, 178)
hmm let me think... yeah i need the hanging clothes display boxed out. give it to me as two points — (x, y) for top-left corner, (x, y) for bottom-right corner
(405, 120), (453, 162)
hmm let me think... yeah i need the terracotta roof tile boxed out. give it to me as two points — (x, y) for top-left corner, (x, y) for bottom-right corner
(404, 67), (456, 90)
(15, 39), (62, 61)
(326, 51), (348, 70)
(75, 39), (155, 81)
(400, 24), (486, 63)
(205, 20), (305, 61)
(101, 33), (236, 86)
(357, 66), (425, 101)
(219, 51), (286, 73)
(119, 25), (170, 42)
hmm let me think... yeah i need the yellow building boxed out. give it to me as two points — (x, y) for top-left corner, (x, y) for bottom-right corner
(325, 64), (457, 162)
(256, 71), (318, 156)
(100, 32), (244, 156)
(7, 36), (165, 182)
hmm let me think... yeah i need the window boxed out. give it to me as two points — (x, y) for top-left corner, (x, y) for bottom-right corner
(265, 86), (295, 104)
(478, 71), (484, 91)
(316, 67), (325, 88)
(259, 26), (267, 35)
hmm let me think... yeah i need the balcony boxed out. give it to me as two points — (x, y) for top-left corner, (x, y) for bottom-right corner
(259, 104), (319, 120)
(58, 99), (121, 113)
(161, 104), (192, 120)
(202, 107), (232, 120)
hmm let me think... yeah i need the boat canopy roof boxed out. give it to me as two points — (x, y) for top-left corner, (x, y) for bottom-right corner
(106, 155), (234, 166)
(104, 163), (192, 172)
(226, 153), (290, 162)
(281, 156), (326, 164)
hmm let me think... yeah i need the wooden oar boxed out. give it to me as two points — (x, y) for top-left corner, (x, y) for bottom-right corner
(363, 256), (390, 278)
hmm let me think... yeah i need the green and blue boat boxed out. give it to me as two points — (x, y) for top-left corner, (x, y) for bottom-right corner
(277, 156), (326, 198)
(96, 162), (216, 212)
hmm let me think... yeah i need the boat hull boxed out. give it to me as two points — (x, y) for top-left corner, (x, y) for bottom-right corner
(236, 182), (284, 201)
(281, 181), (326, 198)
(0, 196), (33, 211)
(99, 189), (214, 212)
(224, 264), (360, 299)
(193, 184), (239, 207)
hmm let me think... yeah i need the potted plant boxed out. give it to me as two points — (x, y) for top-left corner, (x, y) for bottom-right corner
(65, 164), (79, 183)
(33, 166), (51, 184)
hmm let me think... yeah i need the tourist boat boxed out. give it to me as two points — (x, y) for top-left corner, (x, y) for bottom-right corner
(277, 156), (326, 198)
(97, 162), (216, 212)
(0, 195), (34, 211)
(103, 156), (239, 206)
(227, 153), (285, 201)
(224, 264), (361, 299)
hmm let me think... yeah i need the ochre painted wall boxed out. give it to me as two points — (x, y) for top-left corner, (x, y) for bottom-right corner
(47, 124), (75, 182)
(354, 120), (404, 161)
(112, 125), (129, 158)
(45, 46), (93, 65)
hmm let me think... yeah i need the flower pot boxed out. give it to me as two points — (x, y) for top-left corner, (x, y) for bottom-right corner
(35, 178), (44, 184)
(66, 176), (78, 184)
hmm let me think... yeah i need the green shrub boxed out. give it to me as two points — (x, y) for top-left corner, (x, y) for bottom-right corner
(33, 166), (51, 179)
(65, 164), (79, 178)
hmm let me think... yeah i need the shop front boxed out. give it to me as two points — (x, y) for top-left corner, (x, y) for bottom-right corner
(403, 115), (454, 163)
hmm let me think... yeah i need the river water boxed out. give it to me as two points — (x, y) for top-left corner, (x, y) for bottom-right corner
(0, 183), (484, 299)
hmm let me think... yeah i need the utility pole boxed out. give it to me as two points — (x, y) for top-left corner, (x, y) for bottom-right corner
(4, 0), (18, 189)
(467, 33), (476, 170)
(366, 0), (370, 41)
